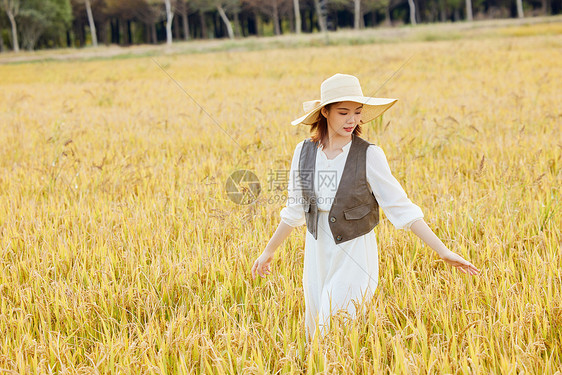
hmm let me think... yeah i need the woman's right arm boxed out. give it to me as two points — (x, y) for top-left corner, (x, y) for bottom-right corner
(251, 141), (306, 279)
(251, 221), (295, 279)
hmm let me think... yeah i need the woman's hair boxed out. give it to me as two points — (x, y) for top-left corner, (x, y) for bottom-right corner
(310, 102), (362, 146)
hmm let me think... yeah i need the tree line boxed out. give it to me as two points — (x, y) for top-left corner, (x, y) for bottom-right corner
(1, 0), (559, 52)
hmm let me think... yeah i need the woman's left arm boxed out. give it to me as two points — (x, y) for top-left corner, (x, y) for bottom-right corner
(409, 219), (480, 275)
(366, 145), (479, 276)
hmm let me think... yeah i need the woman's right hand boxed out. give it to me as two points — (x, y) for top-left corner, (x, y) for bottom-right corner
(251, 249), (275, 279)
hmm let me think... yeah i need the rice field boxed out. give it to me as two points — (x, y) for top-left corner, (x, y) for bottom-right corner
(0, 22), (560, 373)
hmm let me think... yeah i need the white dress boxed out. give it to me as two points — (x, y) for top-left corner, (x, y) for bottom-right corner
(280, 139), (424, 340)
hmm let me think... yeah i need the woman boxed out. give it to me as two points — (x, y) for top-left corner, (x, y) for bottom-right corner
(251, 73), (479, 341)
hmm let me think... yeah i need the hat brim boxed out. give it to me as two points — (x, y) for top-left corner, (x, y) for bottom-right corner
(290, 96), (398, 126)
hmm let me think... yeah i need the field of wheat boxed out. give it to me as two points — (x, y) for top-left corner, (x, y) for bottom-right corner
(0, 22), (560, 373)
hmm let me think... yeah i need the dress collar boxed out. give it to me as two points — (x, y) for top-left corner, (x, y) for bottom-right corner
(319, 139), (353, 152)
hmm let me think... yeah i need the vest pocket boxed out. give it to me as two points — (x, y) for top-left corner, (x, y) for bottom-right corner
(344, 203), (371, 220)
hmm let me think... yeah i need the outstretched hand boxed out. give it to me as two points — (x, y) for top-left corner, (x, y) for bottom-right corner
(439, 249), (480, 275)
(251, 249), (275, 279)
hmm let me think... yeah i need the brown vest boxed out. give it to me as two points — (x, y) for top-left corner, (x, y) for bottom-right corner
(298, 134), (380, 244)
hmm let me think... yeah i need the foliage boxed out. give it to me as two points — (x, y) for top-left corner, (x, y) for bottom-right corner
(0, 0), (559, 50)
(17, 0), (71, 50)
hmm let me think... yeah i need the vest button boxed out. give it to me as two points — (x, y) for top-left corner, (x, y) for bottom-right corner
(336, 235), (342, 241)
(330, 216), (336, 223)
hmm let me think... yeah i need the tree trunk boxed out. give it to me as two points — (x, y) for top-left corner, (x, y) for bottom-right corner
(110, 18), (117, 44)
(151, 23), (157, 43)
(242, 12), (251, 35)
(84, 0), (98, 46)
(313, 0), (327, 32)
(217, 4), (234, 39)
(254, 10), (262, 36)
(164, 0), (174, 46)
(354, 0), (361, 29)
(385, 3), (392, 26)
(241, 12), (249, 36)
(272, 0), (281, 35)
(182, 6), (190, 40)
(439, 0), (446, 22)
(516, 0), (524, 18)
(173, 13), (180, 39)
(127, 20), (132, 44)
(120, 19), (127, 44)
(81, 20), (87, 46)
(0, 28), (4, 52)
(233, 9), (241, 37)
(6, 10), (19, 52)
(540, 0), (550, 14)
(288, 11), (294, 33)
(115, 19), (121, 44)
(99, 19), (108, 45)
(199, 10), (208, 38)
(214, 11), (220, 37)
(119, 19), (127, 44)
(407, 0), (417, 25)
(465, 0), (473, 20)
(293, 0), (301, 34)
(0, 13), (5, 51)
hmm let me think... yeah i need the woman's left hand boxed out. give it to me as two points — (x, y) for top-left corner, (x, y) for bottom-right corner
(439, 249), (480, 275)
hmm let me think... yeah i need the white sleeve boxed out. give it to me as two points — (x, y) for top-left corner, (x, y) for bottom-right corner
(366, 145), (424, 230)
(280, 141), (307, 228)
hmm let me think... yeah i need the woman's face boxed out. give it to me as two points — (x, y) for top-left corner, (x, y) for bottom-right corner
(321, 101), (363, 139)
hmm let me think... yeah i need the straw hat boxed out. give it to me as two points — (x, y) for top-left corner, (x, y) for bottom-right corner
(290, 73), (398, 126)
